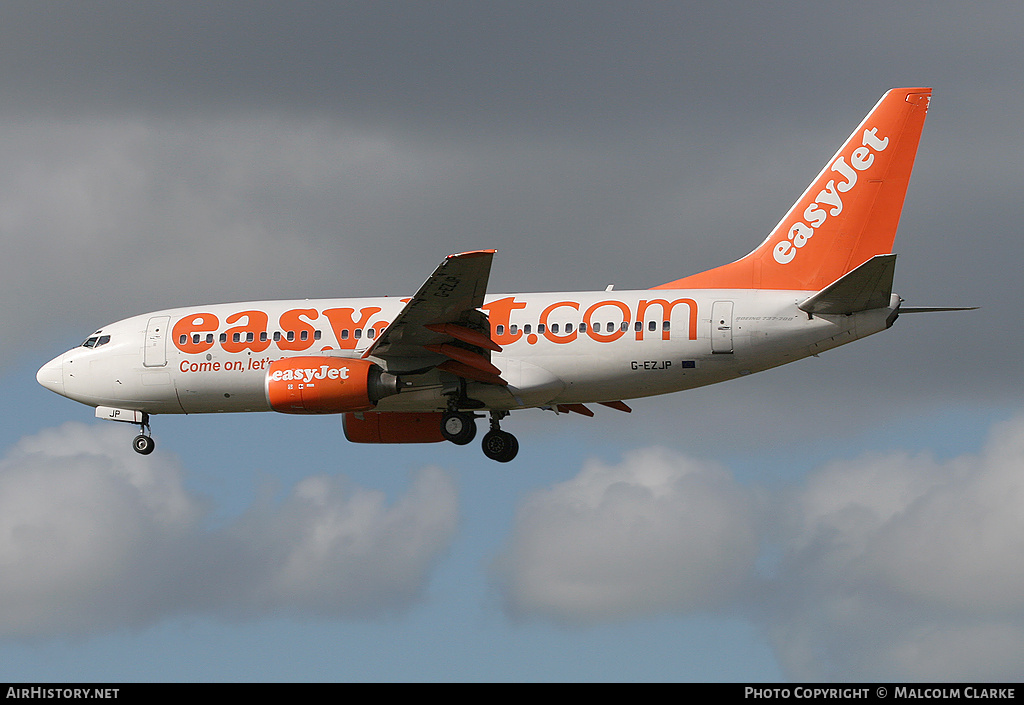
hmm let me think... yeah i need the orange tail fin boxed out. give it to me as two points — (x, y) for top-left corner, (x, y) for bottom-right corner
(655, 87), (932, 291)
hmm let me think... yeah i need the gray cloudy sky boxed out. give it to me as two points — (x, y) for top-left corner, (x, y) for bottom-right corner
(2, 1), (1023, 682)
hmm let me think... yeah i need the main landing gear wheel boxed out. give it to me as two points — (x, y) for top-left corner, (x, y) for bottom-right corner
(481, 429), (518, 463)
(441, 411), (477, 445)
(132, 434), (155, 455)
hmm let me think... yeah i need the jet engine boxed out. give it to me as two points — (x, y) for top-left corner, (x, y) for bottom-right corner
(266, 357), (399, 414)
(343, 411), (446, 444)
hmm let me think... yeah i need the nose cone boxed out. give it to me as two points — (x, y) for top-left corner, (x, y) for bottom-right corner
(37, 353), (65, 396)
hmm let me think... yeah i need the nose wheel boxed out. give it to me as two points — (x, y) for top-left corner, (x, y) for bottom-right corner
(132, 413), (155, 455)
(132, 434), (155, 455)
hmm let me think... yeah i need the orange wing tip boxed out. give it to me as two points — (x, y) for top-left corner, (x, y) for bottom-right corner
(557, 403), (595, 417)
(424, 323), (502, 352)
(446, 249), (497, 260)
(598, 400), (632, 413)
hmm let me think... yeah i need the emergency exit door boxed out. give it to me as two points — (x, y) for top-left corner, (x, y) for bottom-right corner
(711, 301), (734, 354)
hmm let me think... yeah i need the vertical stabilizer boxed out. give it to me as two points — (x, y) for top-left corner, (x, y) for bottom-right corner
(655, 88), (931, 291)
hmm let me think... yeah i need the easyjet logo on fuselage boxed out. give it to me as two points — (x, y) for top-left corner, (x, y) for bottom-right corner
(269, 365), (350, 384)
(772, 127), (890, 265)
(170, 296), (699, 356)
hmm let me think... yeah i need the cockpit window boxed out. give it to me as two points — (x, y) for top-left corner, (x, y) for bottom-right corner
(81, 334), (111, 349)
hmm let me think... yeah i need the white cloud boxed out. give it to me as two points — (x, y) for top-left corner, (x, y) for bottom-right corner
(496, 417), (1024, 680)
(766, 416), (1024, 680)
(224, 466), (458, 617)
(0, 423), (457, 637)
(494, 447), (761, 624)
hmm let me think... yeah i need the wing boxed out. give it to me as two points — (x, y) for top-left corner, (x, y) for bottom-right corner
(364, 250), (506, 384)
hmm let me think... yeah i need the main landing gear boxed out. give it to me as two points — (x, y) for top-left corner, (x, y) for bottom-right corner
(132, 413), (155, 455)
(439, 409), (519, 462)
(441, 410), (477, 445)
(481, 410), (518, 463)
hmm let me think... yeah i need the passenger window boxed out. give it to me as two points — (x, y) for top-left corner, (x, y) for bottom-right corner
(355, 329), (362, 339)
(524, 324), (532, 335)
(220, 333), (227, 343)
(246, 332), (254, 343)
(538, 324), (546, 334)
(260, 332), (268, 342)
(286, 331), (295, 341)
(496, 325), (505, 336)
(579, 322), (586, 333)
(510, 324), (518, 335)
(663, 321), (671, 331)
(620, 322), (629, 332)
(341, 329), (350, 340)
(634, 321), (642, 332)
(648, 321), (656, 332)
(192, 334), (201, 344)
(314, 330), (322, 340)
(367, 328), (376, 339)
(177, 335), (187, 346)
(205, 334), (214, 344)
(232, 333), (241, 343)
(300, 330), (308, 341)
(607, 322), (615, 333)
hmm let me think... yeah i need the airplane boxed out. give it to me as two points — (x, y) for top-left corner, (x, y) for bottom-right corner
(37, 87), (972, 462)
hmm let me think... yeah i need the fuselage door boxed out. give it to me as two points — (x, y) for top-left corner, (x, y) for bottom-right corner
(143, 316), (170, 367)
(711, 301), (734, 354)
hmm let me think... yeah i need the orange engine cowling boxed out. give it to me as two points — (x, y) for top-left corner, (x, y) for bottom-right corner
(343, 411), (446, 444)
(266, 357), (399, 414)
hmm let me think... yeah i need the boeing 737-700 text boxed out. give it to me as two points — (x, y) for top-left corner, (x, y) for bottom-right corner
(37, 88), (970, 462)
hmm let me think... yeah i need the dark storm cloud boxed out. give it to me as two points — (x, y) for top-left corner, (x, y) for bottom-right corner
(2, 2), (1021, 129)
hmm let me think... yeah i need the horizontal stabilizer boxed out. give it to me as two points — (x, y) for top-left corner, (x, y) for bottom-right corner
(898, 306), (979, 313)
(799, 254), (896, 315)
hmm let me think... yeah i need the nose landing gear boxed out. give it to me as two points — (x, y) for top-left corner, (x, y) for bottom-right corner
(132, 413), (155, 455)
(132, 433), (155, 455)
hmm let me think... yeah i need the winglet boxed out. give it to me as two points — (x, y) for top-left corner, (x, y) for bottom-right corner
(655, 88), (932, 291)
(447, 249), (497, 260)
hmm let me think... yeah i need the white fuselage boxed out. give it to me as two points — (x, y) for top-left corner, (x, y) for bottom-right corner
(37, 289), (899, 416)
